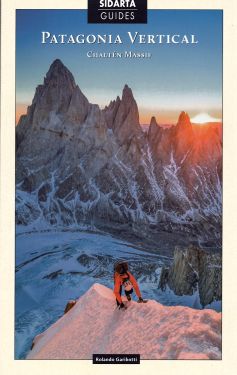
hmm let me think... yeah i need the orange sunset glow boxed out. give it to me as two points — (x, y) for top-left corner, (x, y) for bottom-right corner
(191, 113), (222, 124)
(16, 103), (28, 124)
(16, 102), (222, 127)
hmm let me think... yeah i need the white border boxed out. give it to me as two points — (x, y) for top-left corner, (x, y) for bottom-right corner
(1, 1), (237, 374)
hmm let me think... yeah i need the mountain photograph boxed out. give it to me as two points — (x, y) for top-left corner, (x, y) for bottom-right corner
(15, 10), (222, 360)
(16, 59), (222, 246)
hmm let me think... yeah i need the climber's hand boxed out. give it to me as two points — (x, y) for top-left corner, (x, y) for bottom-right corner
(119, 302), (126, 309)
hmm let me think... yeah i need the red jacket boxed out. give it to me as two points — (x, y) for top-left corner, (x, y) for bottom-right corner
(114, 271), (141, 304)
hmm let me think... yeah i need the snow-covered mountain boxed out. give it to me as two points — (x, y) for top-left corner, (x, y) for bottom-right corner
(27, 283), (221, 360)
(16, 59), (222, 246)
(16, 230), (221, 359)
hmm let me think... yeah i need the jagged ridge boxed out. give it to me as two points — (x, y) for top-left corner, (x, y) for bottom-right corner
(27, 283), (221, 359)
(16, 59), (222, 245)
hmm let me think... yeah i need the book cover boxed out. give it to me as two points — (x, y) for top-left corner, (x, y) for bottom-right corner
(1, 0), (237, 374)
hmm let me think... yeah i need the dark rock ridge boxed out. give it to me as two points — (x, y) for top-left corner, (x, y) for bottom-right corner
(16, 59), (222, 245)
(158, 245), (222, 306)
(64, 300), (77, 314)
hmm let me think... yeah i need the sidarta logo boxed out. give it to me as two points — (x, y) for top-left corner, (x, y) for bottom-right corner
(88, 0), (147, 24)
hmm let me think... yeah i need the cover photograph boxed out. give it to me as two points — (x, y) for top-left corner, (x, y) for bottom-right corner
(14, 5), (222, 361)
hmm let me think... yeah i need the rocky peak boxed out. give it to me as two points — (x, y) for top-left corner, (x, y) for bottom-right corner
(150, 116), (158, 126)
(28, 59), (78, 125)
(111, 84), (141, 144)
(174, 111), (194, 157)
(44, 60), (91, 125)
(44, 59), (76, 89)
(120, 84), (137, 112)
(176, 111), (192, 130)
(103, 84), (142, 144)
(106, 96), (121, 112)
(148, 116), (160, 141)
(122, 84), (134, 100)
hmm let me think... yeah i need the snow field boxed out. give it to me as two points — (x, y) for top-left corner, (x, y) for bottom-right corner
(27, 283), (221, 360)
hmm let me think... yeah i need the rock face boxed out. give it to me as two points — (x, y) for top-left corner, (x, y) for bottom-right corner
(16, 59), (222, 245)
(158, 245), (222, 306)
(64, 300), (77, 314)
(103, 84), (142, 145)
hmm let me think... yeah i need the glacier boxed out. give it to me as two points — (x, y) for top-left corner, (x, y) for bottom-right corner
(15, 230), (221, 359)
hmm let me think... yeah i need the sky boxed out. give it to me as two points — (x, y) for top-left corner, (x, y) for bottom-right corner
(16, 10), (223, 124)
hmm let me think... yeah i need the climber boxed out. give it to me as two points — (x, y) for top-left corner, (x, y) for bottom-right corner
(114, 261), (144, 309)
